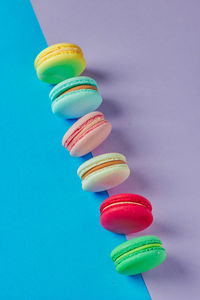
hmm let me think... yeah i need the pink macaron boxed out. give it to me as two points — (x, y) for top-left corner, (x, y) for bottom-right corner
(62, 111), (112, 157)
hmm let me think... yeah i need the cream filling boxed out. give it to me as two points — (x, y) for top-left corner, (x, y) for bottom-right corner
(58, 85), (97, 97)
(81, 160), (126, 180)
(115, 243), (163, 264)
(66, 115), (104, 150)
(36, 47), (83, 68)
(101, 201), (147, 214)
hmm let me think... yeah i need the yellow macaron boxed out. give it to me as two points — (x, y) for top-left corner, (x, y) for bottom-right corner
(34, 43), (86, 84)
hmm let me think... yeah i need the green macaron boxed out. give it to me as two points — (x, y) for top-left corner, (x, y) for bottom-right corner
(111, 235), (166, 275)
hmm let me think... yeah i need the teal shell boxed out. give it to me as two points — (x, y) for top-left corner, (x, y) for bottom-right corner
(49, 76), (102, 119)
(111, 235), (166, 276)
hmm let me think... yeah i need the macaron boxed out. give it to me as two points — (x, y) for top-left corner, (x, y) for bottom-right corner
(49, 76), (102, 119)
(111, 235), (166, 275)
(77, 153), (130, 192)
(34, 43), (86, 84)
(100, 194), (153, 234)
(62, 111), (112, 157)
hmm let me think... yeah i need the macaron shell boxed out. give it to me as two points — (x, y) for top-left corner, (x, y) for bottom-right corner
(52, 90), (102, 119)
(70, 121), (112, 156)
(100, 202), (153, 234)
(82, 164), (130, 192)
(116, 247), (166, 275)
(36, 53), (86, 84)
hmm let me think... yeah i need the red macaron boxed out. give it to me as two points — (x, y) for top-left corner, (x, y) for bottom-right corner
(100, 193), (153, 234)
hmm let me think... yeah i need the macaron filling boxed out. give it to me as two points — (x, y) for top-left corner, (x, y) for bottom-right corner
(81, 160), (126, 180)
(100, 201), (147, 214)
(59, 84), (97, 97)
(114, 243), (163, 266)
(52, 84), (98, 103)
(64, 114), (106, 150)
(100, 195), (152, 214)
(35, 46), (83, 69)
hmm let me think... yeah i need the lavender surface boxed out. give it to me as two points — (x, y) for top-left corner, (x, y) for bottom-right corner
(31, 1), (200, 298)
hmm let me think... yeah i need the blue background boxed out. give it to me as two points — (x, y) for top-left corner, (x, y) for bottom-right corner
(0, 1), (150, 299)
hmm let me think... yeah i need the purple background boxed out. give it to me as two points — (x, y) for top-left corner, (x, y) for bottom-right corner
(31, 1), (200, 299)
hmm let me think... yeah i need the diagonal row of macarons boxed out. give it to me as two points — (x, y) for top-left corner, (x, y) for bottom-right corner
(35, 43), (166, 276)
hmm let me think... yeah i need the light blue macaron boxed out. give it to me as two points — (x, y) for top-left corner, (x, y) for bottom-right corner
(49, 76), (102, 119)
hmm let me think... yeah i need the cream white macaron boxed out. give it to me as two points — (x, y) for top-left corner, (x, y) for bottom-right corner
(77, 153), (130, 192)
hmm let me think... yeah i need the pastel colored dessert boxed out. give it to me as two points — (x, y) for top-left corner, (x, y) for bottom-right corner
(100, 193), (153, 234)
(77, 153), (130, 192)
(62, 111), (112, 157)
(49, 76), (102, 119)
(111, 235), (166, 275)
(34, 43), (86, 84)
